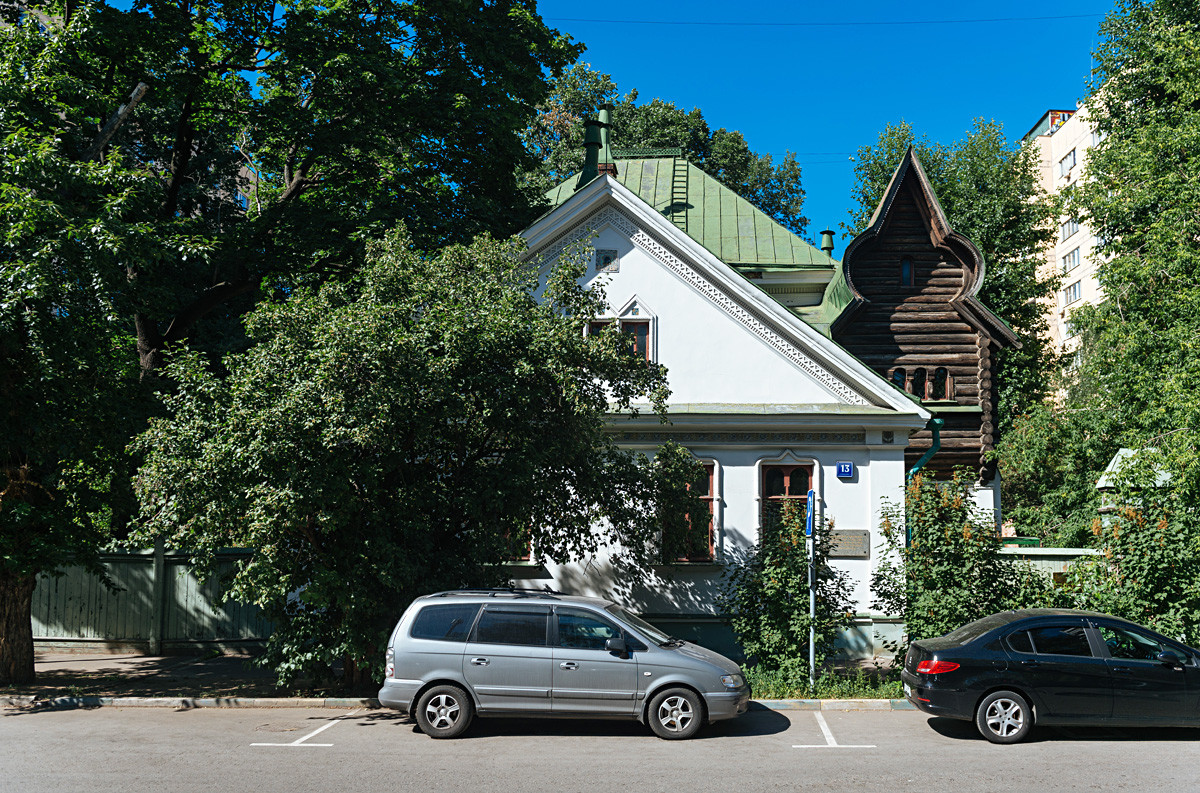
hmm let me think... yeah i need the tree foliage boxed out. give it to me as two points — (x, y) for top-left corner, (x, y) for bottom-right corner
(0, 11), (160, 684)
(12, 0), (579, 375)
(719, 501), (853, 682)
(133, 230), (702, 684)
(522, 63), (808, 235)
(847, 120), (1061, 434)
(872, 472), (1059, 655)
(0, 0), (578, 684)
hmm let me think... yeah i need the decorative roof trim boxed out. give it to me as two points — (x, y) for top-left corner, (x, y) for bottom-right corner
(837, 148), (1020, 347)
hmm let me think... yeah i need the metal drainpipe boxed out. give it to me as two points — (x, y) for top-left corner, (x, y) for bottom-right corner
(905, 417), (944, 546)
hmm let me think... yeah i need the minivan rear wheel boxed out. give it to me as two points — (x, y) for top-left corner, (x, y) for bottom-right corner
(415, 684), (474, 739)
(648, 687), (703, 740)
(975, 690), (1032, 744)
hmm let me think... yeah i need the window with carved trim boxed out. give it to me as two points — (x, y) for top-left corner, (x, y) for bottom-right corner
(761, 464), (812, 536)
(587, 320), (650, 360)
(663, 463), (715, 562)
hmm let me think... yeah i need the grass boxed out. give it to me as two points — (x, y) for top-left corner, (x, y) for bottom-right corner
(745, 666), (903, 700)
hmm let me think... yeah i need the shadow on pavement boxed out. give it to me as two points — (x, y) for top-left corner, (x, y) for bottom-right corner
(381, 706), (791, 741)
(926, 716), (1200, 743)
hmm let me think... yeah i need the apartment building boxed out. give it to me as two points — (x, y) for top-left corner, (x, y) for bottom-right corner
(1024, 106), (1105, 354)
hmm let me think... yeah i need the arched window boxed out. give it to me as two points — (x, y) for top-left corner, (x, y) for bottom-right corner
(911, 368), (927, 400)
(932, 367), (953, 400)
(891, 367), (907, 391)
(900, 257), (914, 286)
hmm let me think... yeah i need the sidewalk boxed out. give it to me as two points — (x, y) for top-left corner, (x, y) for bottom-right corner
(1, 651), (915, 711)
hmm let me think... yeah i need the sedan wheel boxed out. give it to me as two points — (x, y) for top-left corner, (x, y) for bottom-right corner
(648, 688), (703, 740)
(975, 690), (1033, 744)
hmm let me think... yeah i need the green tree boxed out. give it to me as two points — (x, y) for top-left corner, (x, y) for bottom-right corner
(1068, 0), (1200, 454)
(523, 63), (808, 235)
(0, 0), (577, 684)
(133, 230), (702, 685)
(847, 120), (1061, 435)
(0, 15), (161, 683)
(872, 471), (1059, 655)
(719, 501), (853, 683)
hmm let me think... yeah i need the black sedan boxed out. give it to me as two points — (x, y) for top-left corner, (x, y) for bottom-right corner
(901, 608), (1200, 743)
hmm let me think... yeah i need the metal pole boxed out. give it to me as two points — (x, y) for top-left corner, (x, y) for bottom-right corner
(806, 489), (816, 688)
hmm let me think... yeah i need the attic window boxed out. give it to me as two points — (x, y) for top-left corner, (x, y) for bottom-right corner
(900, 258), (914, 286)
(890, 368), (907, 391)
(932, 367), (953, 400)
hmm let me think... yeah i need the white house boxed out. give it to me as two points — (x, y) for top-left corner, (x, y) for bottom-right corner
(512, 121), (937, 659)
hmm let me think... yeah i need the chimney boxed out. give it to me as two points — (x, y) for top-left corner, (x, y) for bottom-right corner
(574, 118), (603, 190)
(597, 103), (618, 177)
(820, 229), (835, 257)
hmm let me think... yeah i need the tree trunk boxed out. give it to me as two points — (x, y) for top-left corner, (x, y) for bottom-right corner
(0, 571), (37, 685)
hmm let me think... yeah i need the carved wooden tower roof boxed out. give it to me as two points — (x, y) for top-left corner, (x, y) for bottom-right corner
(831, 148), (1019, 480)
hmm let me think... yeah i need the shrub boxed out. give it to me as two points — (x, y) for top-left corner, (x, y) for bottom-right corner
(719, 500), (854, 683)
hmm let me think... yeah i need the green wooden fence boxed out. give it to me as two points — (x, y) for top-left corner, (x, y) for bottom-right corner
(33, 548), (272, 652)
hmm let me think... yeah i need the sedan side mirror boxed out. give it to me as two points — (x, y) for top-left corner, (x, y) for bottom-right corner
(605, 637), (628, 655)
(1157, 649), (1185, 666)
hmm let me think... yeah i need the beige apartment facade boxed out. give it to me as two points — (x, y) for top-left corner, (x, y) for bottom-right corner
(1024, 106), (1105, 356)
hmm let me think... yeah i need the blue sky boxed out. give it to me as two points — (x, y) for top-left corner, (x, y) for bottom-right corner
(536, 0), (1114, 248)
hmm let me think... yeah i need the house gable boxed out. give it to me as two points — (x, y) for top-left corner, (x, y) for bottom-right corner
(525, 175), (931, 420)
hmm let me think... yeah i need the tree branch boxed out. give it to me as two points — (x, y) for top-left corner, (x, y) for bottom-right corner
(81, 82), (149, 161)
(161, 278), (258, 344)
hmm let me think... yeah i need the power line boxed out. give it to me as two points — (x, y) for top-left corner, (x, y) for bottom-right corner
(545, 13), (1103, 28)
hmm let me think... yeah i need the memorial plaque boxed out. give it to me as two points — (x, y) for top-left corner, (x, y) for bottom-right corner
(827, 529), (871, 559)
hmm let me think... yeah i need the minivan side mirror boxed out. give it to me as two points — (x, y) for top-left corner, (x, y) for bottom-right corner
(605, 637), (628, 655)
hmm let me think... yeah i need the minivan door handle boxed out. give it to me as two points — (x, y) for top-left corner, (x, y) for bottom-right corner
(559, 662), (578, 670)
(470, 657), (490, 666)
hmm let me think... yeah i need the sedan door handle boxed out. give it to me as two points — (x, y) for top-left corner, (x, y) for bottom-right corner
(559, 662), (578, 670)
(1113, 666), (1132, 674)
(470, 657), (490, 666)
(1020, 660), (1040, 667)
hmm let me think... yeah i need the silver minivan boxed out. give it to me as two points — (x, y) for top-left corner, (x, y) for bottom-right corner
(378, 588), (750, 739)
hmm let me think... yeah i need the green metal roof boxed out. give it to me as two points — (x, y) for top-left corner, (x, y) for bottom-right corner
(546, 157), (835, 270)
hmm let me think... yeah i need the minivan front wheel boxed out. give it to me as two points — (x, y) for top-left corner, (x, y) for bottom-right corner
(416, 684), (474, 739)
(648, 688), (703, 740)
(975, 690), (1032, 744)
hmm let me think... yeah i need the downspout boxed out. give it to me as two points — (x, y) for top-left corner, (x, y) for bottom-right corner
(905, 417), (943, 546)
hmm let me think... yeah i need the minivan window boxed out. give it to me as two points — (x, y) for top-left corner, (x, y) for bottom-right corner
(471, 607), (550, 646)
(411, 604), (480, 642)
(606, 605), (671, 645)
(557, 609), (621, 651)
(1029, 625), (1092, 657)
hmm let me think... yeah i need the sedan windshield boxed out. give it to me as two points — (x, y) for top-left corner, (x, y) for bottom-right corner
(606, 605), (673, 645)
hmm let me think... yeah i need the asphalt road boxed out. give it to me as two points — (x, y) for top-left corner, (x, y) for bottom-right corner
(3, 704), (1200, 793)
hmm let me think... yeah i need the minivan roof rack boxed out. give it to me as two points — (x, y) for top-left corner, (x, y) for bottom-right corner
(431, 586), (564, 600)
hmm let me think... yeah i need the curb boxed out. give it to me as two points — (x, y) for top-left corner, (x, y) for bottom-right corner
(2, 695), (915, 711)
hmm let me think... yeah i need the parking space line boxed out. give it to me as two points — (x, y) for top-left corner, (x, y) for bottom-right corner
(792, 712), (877, 749)
(251, 709), (360, 747)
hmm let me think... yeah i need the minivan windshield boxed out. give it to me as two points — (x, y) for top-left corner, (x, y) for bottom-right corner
(607, 605), (672, 645)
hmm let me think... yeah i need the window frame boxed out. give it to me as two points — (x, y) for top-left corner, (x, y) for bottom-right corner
(1062, 247), (1081, 274)
(1060, 218), (1080, 242)
(1059, 148), (1077, 177)
(662, 460), (718, 563)
(586, 318), (653, 362)
(760, 462), (814, 537)
(553, 606), (626, 652)
(1064, 280), (1082, 305)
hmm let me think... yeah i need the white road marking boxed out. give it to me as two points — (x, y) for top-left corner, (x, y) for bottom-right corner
(792, 712), (877, 749)
(251, 709), (360, 747)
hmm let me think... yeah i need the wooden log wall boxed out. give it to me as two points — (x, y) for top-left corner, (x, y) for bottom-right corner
(836, 181), (993, 478)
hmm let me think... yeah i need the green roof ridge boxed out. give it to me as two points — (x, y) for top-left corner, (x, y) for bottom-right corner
(544, 158), (834, 271)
